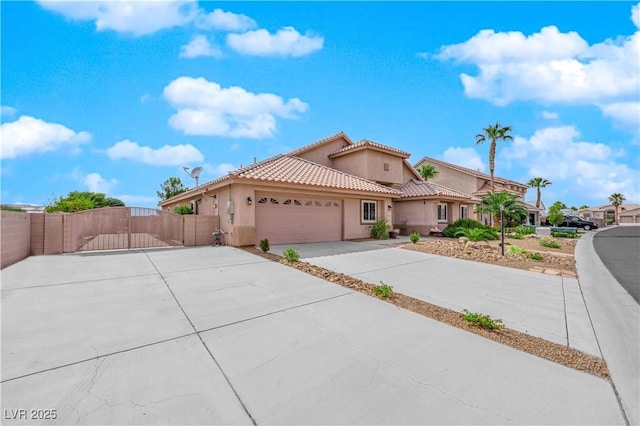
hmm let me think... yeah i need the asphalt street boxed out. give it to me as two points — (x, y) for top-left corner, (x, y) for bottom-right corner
(593, 226), (640, 303)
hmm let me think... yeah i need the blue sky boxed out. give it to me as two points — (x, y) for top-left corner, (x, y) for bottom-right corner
(2, 1), (639, 209)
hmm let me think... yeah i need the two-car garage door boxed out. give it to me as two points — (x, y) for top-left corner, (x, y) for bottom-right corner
(255, 194), (342, 244)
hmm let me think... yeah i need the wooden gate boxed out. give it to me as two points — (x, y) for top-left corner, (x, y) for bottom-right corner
(63, 207), (184, 252)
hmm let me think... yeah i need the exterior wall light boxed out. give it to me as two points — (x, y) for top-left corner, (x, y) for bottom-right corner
(247, 197), (252, 205)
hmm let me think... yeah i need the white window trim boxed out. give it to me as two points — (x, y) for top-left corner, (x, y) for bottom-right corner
(361, 200), (377, 223)
(437, 203), (448, 222)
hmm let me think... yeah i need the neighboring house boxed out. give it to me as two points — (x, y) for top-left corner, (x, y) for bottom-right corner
(159, 132), (479, 246)
(580, 204), (640, 227)
(413, 157), (539, 225)
(619, 207), (640, 224)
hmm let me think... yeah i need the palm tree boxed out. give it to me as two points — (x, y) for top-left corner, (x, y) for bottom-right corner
(527, 177), (552, 208)
(417, 164), (439, 181)
(608, 193), (626, 225)
(475, 191), (527, 226)
(476, 122), (513, 191)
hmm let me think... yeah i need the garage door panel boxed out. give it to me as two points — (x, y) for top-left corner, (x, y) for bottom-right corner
(256, 195), (342, 245)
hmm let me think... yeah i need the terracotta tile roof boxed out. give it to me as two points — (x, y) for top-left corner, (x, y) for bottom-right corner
(329, 139), (410, 159)
(472, 181), (521, 196)
(233, 155), (401, 195)
(400, 179), (478, 200)
(414, 156), (526, 187)
(287, 131), (353, 157)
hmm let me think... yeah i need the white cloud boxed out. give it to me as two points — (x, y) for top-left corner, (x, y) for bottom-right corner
(599, 101), (640, 129)
(1, 106), (16, 117)
(84, 172), (118, 194)
(227, 26), (324, 57)
(436, 5), (640, 130)
(37, 0), (197, 36)
(500, 126), (639, 204)
(633, 3), (640, 28)
(163, 76), (308, 138)
(106, 139), (204, 166)
(207, 162), (236, 177)
(440, 147), (486, 172)
(0, 115), (90, 159)
(180, 35), (222, 58)
(195, 8), (256, 32)
(542, 111), (559, 120)
(140, 94), (153, 103)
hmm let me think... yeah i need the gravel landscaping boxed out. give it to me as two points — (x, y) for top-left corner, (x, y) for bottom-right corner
(243, 236), (609, 379)
(403, 236), (577, 276)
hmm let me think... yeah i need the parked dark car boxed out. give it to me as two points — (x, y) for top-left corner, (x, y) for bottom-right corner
(560, 216), (599, 230)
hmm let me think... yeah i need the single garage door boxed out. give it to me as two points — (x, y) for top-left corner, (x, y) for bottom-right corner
(256, 194), (342, 244)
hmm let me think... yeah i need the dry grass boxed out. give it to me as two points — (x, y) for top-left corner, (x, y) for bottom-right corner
(243, 246), (609, 379)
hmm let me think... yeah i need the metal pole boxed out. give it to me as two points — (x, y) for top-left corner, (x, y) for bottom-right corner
(500, 205), (505, 256)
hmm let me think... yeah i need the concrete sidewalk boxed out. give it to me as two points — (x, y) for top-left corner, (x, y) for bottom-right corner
(291, 243), (600, 356)
(1, 246), (626, 424)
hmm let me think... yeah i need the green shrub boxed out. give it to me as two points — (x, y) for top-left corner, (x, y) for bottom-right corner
(461, 309), (503, 330)
(259, 238), (270, 253)
(373, 281), (394, 298)
(509, 233), (524, 239)
(539, 237), (561, 249)
(282, 247), (300, 262)
(173, 204), (192, 215)
(527, 252), (544, 261)
(507, 245), (528, 255)
(409, 232), (421, 243)
(0, 205), (26, 212)
(551, 231), (576, 238)
(547, 211), (564, 227)
(370, 218), (390, 239)
(443, 218), (486, 238)
(514, 225), (536, 235)
(454, 227), (498, 242)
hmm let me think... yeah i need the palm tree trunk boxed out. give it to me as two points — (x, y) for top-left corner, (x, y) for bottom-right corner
(536, 187), (541, 208)
(489, 140), (496, 191)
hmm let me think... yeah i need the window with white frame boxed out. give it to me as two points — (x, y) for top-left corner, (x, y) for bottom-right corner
(362, 200), (377, 223)
(460, 204), (468, 219)
(437, 203), (447, 222)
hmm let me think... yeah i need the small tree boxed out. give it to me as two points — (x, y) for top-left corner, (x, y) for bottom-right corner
(45, 191), (125, 213)
(475, 191), (527, 226)
(527, 177), (551, 209)
(158, 177), (187, 201)
(173, 205), (193, 215)
(547, 211), (564, 227)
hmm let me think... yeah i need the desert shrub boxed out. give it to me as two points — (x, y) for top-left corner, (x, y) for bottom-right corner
(173, 205), (192, 215)
(461, 309), (503, 330)
(259, 238), (270, 252)
(509, 233), (524, 239)
(527, 252), (544, 261)
(373, 281), (394, 298)
(282, 247), (300, 262)
(444, 219), (494, 239)
(370, 218), (390, 239)
(507, 245), (528, 255)
(409, 232), (421, 243)
(454, 227), (498, 242)
(514, 225), (536, 235)
(551, 231), (576, 238)
(539, 237), (561, 249)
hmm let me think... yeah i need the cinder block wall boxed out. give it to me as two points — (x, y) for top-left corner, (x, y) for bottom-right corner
(1, 210), (32, 269)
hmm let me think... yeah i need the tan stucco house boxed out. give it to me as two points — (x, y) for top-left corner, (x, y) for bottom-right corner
(580, 204), (640, 226)
(413, 156), (542, 225)
(159, 132), (479, 246)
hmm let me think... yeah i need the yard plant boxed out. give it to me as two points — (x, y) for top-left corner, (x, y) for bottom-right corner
(409, 232), (421, 243)
(259, 238), (270, 252)
(539, 237), (561, 249)
(173, 205), (193, 215)
(443, 218), (494, 238)
(454, 227), (497, 242)
(282, 247), (300, 262)
(373, 281), (394, 299)
(461, 309), (503, 330)
(370, 218), (390, 239)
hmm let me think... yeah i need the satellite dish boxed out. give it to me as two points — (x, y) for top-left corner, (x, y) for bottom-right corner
(183, 165), (203, 188)
(190, 166), (202, 179)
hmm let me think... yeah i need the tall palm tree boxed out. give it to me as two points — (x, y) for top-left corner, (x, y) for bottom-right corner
(527, 177), (552, 208)
(475, 191), (528, 226)
(417, 164), (439, 181)
(608, 193), (626, 225)
(476, 122), (513, 191)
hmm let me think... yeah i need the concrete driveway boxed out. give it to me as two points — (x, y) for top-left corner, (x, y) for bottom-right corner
(1, 246), (625, 424)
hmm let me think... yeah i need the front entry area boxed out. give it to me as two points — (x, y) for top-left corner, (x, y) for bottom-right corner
(255, 194), (342, 244)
